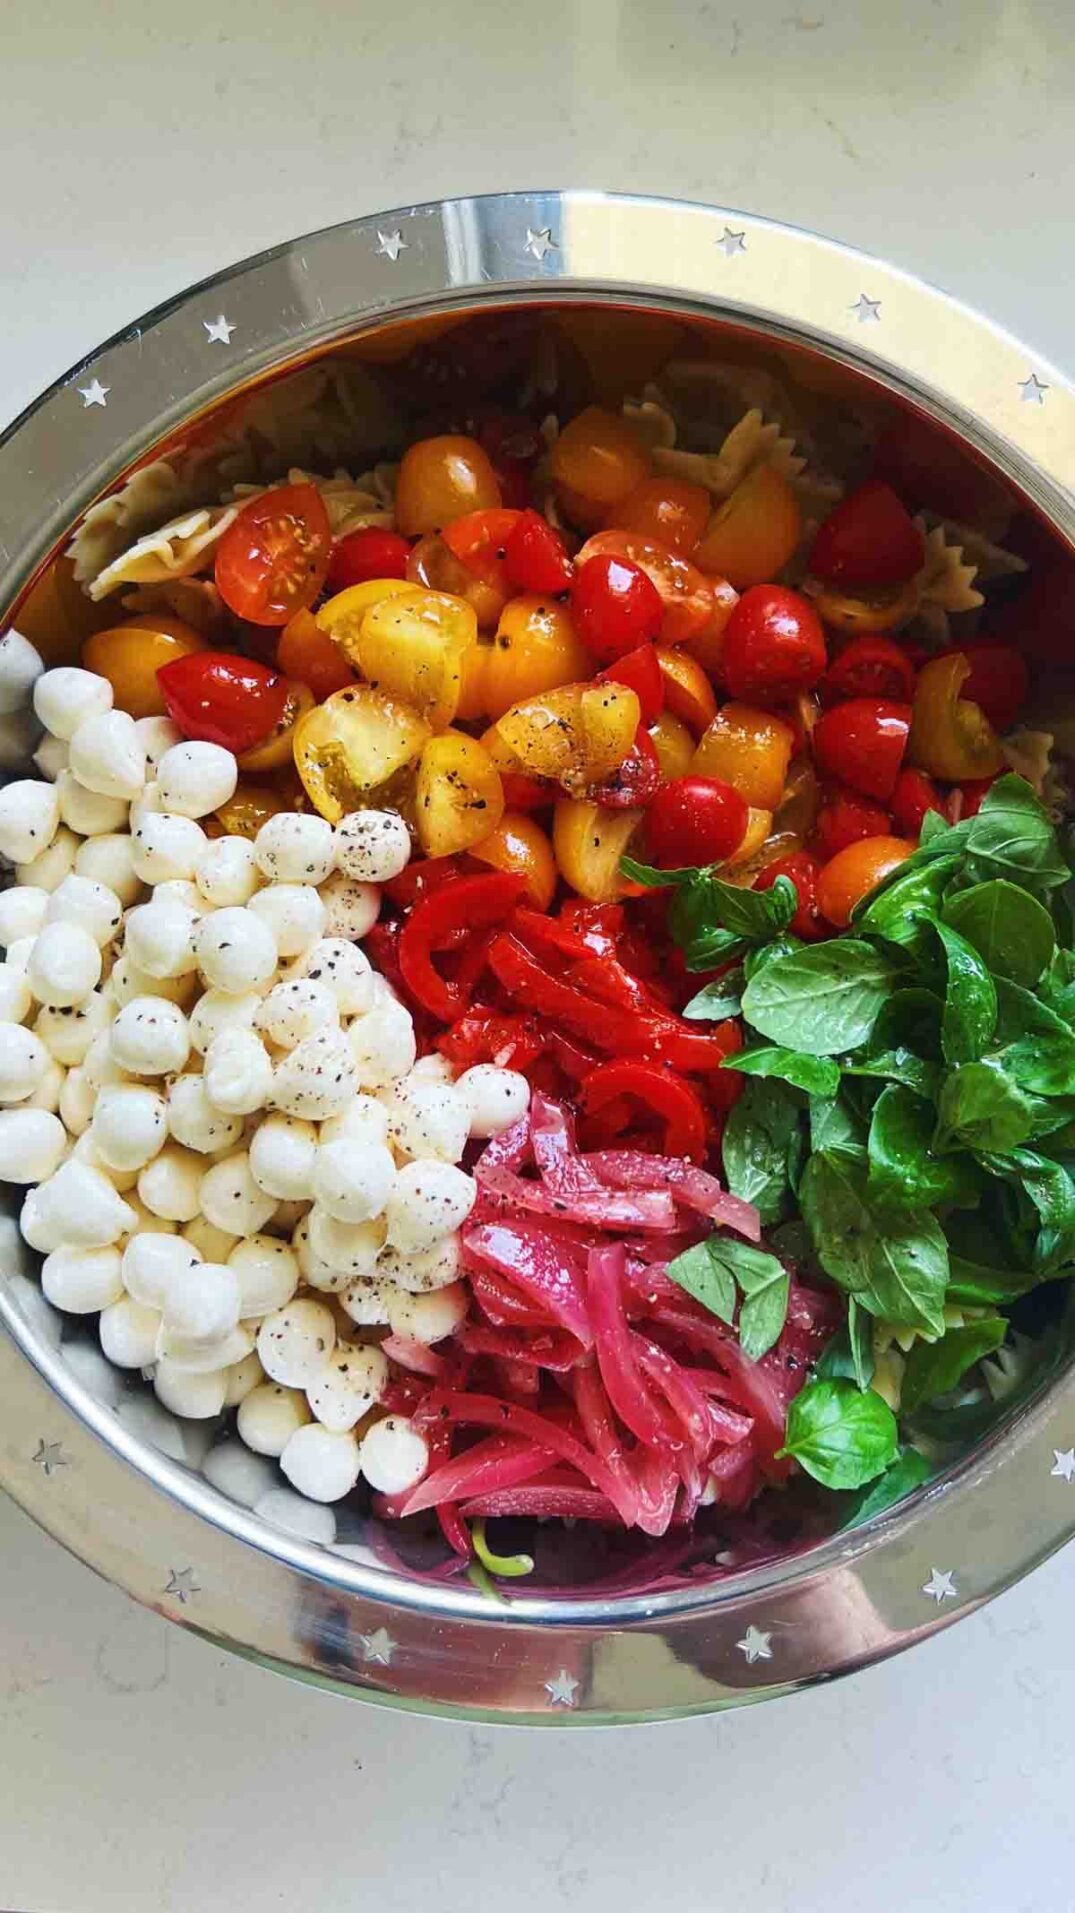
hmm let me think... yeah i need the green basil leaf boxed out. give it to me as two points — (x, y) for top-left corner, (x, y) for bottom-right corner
(992, 978), (1075, 1095)
(734, 1254), (791, 1361)
(867, 1084), (982, 1212)
(943, 879), (1055, 988)
(961, 774), (1069, 891)
(849, 1296), (875, 1390)
(870, 988), (944, 1060)
(1041, 946), (1075, 1022)
(855, 851), (963, 951)
(841, 1448), (931, 1528)
(619, 855), (699, 888)
(815, 1328), (859, 1383)
(721, 1078), (801, 1225)
(979, 1148), (1075, 1271)
(741, 941), (898, 1056)
(900, 1316), (1008, 1415)
(845, 1048), (942, 1099)
(934, 919), (997, 1064)
(934, 1059), (1035, 1153)
(799, 1152), (948, 1334)
(673, 872), (798, 946)
(683, 970), (744, 1021)
(743, 934), (802, 981)
(946, 1253), (1043, 1306)
(779, 1378), (899, 1490)
(809, 1094), (866, 1161)
(664, 1240), (736, 1325)
(682, 926), (748, 970)
(729, 1045), (841, 1097)
(666, 1236), (790, 1360)
(920, 810), (953, 848)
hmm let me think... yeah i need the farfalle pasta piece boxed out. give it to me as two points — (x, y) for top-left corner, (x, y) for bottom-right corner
(1001, 727), (1056, 799)
(85, 504), (239, 602)
(227, 467), (396, 539)
(653, 408), (801, 501)
(919, 515), (1027, 586)
(914, 521), (984, 616)
(621, 395), (677, 452)
(67, 460), (188, 585)
(120, 578), (228, 637)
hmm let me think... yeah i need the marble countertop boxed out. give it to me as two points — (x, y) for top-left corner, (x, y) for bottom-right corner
(4, 1), (1075, 1905)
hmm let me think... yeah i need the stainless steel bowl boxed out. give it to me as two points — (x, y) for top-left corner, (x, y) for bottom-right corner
(3, 190), (1075, 1723)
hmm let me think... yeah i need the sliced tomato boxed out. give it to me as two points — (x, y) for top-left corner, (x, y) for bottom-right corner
(503, 510), (575, 594)
(755, 850), (824, 939)
(215, 483), (331, 626)
(813, 790), (893, 860)
(570, 554), (663, 660)
(325, 527), (411, 594)
(809, 480), (925, 590)
(589, 726), (662, 810)
(822, 634), (916, 703)
(644, 775), (748, 867)
(812, 697), (912, 801)
(890, 768), (944, 837)
(942, 641), (1029, 735)
(442, 508), (522, 591)
(156, 651), (292, 755)
(595, 643), (664, 723)
(576, 530), (715, 646)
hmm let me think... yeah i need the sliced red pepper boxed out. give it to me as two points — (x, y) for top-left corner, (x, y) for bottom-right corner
(579, 1060), (709, 1161)
(595, 643), (664, 723)
(384, 854), (465, 912)
(442, 507), (522, 589)
(399, 872), (528, 1021)
(436, 1008), (545, 1072)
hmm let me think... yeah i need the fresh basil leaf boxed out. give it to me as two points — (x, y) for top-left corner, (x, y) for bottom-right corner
(946, 1253), (1043, 1306)
(683, 969), (744, 1021)
(845, 1048), (942, 1099)
(779, 1378), (899, 1489)
(1041, 946), (1075, 1022)
(729, 1045), (841, 1097)
(743, 934), (802, 981)
(992, 978), (1075, 1095)
(935, 1059), (1035, 1153)
(870, 988), (943, 1060)
(868, 1084), (982, 1212)
(734, 1254), (791, 1361)
(900, 1316), (1008, 1415)
(741, 941), (898, 1056)
(666, 1236), (790, 1360)
(849, 1296), (875, 1390)
(768, 1219), (816, 1269)
(943, 879), (1055, 988)
(1024, 1093), (1075, 1139)
(809, 1094), (866, 1161)
(799, 1152), (948, 1334)
(920, 810), (953, 848)
(855, 852), (962, 952)
(620, 855), (699, 888)
(814, 1328), (859, 1383)
(673, 872), (798, 946)
(979, 1148), (1075, 1271)
(664, 1240), (736, 1325)
(682, 926), (748, 970)
(721, 1078), (801, 1225)
(934, 919), (997, 1064)
(961, 774), (1069, 892)
(841, 1448), (931, 1528)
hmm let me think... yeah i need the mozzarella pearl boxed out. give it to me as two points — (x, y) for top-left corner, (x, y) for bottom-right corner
(109, 952), (195, 1011)
(347, 998), (416, 1090)
(255, 977), (337, 1050)
(46, 873), (123, 946)
(385, 1160), (476, 1254)
(0, 885), (48, 946)
(358, 1415), (429, 1496)
(383, 1076), (470, 1164)
(33, 992), (112, 1066)
(16, 824), (79, 893)
(182, 1215), (239, 1263)
(32, 1159), (136, 1248)
(306, 1342), (387, 1433)
(32, 734), (69, 782)
(99, 1296), (162, 1367)
(201, 1026), (274, 1114)
(195, 835), (260, 908)
(153, 1359), (229, 1419)
(55, 769), (129, 837)
(271, 1026), (357, 1121)
(91, 1083), (168, 1171)
(59, 1064), (95, 1135)
(34, 666), (112, 741)
(188, 987), (264, 1055)
(156, 741), (238, 818)
(74, 832), (143, 906)
(254, 812), (336, 885)
(387, 1280), (468, 1344)
(290, 937), (374, 1015)
(134, 715), (183, 769)
(138, 1142), (204, 1221)
(82, 1027), (130, 1089)
(4, 936), (36, 974)
(160, 1257), (240, 1340)
(0, 630), (43, 715)
(223, 1352), (264, 1408)
(41, 1244), (125, 1314)
(312, 1136), (396, 1222)
(122, 1231), (201, 1310)
(24, 1055), (64, 1115)
(124, 896), (198, 978)
(248, 1112), (318, 1200)
(0, 779), (59, 865)
(280, 1424), (360, 1503)
(27, 921), (102, 1007)
(339, 1274), (396, 1326)
(318, 871), (380, 940)
(152, 878), (205, 917)
(237, 1382), (311, 1456)
(307, 1207), (384, 1280)
(249, 882), (325, 958)
(291, 1212), (350, 1293)
(227, 1234), (299, 1316)
(0, 1107), (66, 1181)
(194, 906), (277, 993)
(130, 810), (206, 883)
(0, 967), (31, 1022)
(377, 1234), (461, 1294)
(200, 1150), (278, 1236)
(334, 808), (411, 884)
(166, 1073), (243, 1154)
(110, 996), (189, 1075)
(0, 1023), (50, 1102)
(256, 1298), (336, 1389)
(319, 1093), (391, 1149)
(69, 709), (146, 800)
(202, 1439), (275, 1506)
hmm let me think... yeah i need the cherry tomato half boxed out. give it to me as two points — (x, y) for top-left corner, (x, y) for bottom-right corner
(755, 850), (824, 939)
(570, 553), (663, 661)
(943, 641), (1029, 736)
(595, 644), (664, 724)
(816, 835), (917, 928)
(808, 480), (925, 591)
(644, 775), (748, 868)
(822, 634), (916, 703)
(590, 726), (662, 810)
(613, 477), (712, 555)
(157, 651), (292, 755)
(325, 527), (411, 595)
(576, 530), (715, 647)
(215, 483), (331, 626)
(504, 509), (576, 595)
(442, 508), (521, 592)
(813, 790), (892, 861)
(276, 607), (355, 701)
(720, 585), (827, 704)
(890, 768), (944, 838)
(812, 697), (912, 801)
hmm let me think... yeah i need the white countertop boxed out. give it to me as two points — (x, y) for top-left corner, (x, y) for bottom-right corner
(4, 1), (1075, 1905)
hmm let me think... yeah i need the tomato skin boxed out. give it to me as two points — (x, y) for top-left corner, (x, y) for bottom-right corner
(822, 634), (916, 703)
(157, 651), (291, 754)
(959, 775), (999, 818)
(755, 850), (824, 939)
(943, 642), (1029, 735)
(276, 608), (355, 700)
(576, 530), (715, 646)
(644, 775), (748, 867)
(550, 406), (651, 528)
(813, 697), (912, 801)
(816, 835), (917, 928)
(720, 585), (827, 703)
(595, 644), (664, 724)
(613, 477), (711, 555)
(503, 510), (575, 594)
(570, 554), (663, 661)
(395, 435), (502, 538)
(890, 768), (943, 838)
(442, 508), (521, 591)
(590, 726), (662, 810)
(809, 480), (925, 590)
(813, 790), (892, 861)
(325, 527), (410, 594)
(215, 483), (331, 626)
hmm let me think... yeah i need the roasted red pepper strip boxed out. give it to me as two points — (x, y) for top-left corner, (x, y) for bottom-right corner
(579, 1060), (709, 1161)
(436, 1008), (545, 1072)
(399, 873), (528, 1021)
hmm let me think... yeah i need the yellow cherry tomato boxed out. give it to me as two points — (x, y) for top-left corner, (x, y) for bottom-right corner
(648, 711), (695, 781)
(807, 578), (920, 637)
(493, 682), (641, 796)
(691, 702), (795, 811)
(907, 653), (1005, 782)
(293, 685), (431, 823)
(407, 533), (508, 631)
(553, 799), (644, 902)
(461, 595), (590, 724)
(238, 682), (315, 772)
(315, 577), (421, 659)
(724, 808), (774, 868)
(694, 464), (803, 589)
(613, 477), (712, 554)
(276, 607), (355, 699)
(655, 647), (718, 736)
(395, 435), (502, 538)
(82, 615), (206, 719)
(471, 810), (558, 910)
(550, 407), (652, 529)
(351, 588), (477, 732)
(415, 731), (504, 857)
(213, 783), (292, 839)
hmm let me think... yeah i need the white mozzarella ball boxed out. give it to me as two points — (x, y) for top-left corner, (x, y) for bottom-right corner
(33, 666), (112, 741)
(271, 1026), (357, 1120)
(32, 1158), (137, 1248)
(27, 921), (102, 1007)
(334, 809), (411, 884)
(409, 1052), (455, 1087)
(339, 1275), (396, 1326)
(153, 1360), (229, 1419)
(122, 1230), (200, 1309)
(59, 1064), (95, 1135)
(54, 769), (129, 837)
(91, 1083), (168, 1171)
(129, 779), (164, 823)
(69, 709), (145, 800)
(0, 967), (32, 1022)
(188, 987), (264, 1055)
(0, 884), (48, 946)
(378, 1234), (461, 1294)
(82, 1027), (130, 1089)
(138, 1142), (204, 1221)
(182, 1215), (239, 1262)
(347, 998), (416, 1091)
(45, 873), (123, 946)
(156, 740), (238, 818)
(385, 1159), (476, 1254)
(153, 878), (206, 917)
(201, 1026), (274, 1114)
(223, 1351), (264, 1408)
(0, 1023), (50, 1102)
(318, 870), (380, 940)
(33, 733), (68, 782)
(4, 936), (36, 974)
(256, 1298), (336, 1389)
(166, 1073), (243, 1153)
(237, 1381), (311, 1456)
(130, 810), (205, 883)
(19, 1184), (66, 1252)
(160, 1257), (240, 1340)
(312, 1136), (396, 1222)
(254, 812), (336, 885)
(16, 824), (78, 892)
(71, 1128), (138, 1189)
(99, 1296), (162, 1368)
(116, 1185), (172, 1232)
(307, 1207), (384, 1280)
(74, 831), (142, 905)
(157, 1314), (255, 1370)
(33, 991), (111, 1066)
(202, 1438), (274, 1505)
(0, 779), (59, 865)
(134, 715), (183, 770)
(109, 953), (195, 1011)
(383, 1076), (470, 1164)
(195, 835), (260, 908)
(306, 1342), (387, 1433)
(0, 1107), (66, 1181)
(200, 1150), (278, 1236)
(319, 1092), (390, 1149)
(41, 1244), (124, 1314)
(291, 1212), (350, 1293)
(358, 1415), (429, 1496)
(124, 896), (198, 978)
(195, 905), (277, 993)
(387, 1280), (468, 1344)
(249, 882), (324, 958)
(248, 1112), (318, 1200)
(24, 1054), (65, 1114)
(280, 1424), (360, 1503)
(289, 937), (374, 1015)
(109, 996), (189, 1075)
(255, 977), (338, 1050)
(227, 1234), (299, 1316)
(0, 630), (43, 715)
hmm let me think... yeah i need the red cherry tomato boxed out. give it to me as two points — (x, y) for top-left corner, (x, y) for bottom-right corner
(813, 697), (912, 801)
(822, 634), (916, 703)
(477, 411), (544, 510)
(644, 775), (748, 868)
(590, 726), (662, 810)
(442, 508), (522, 589)
(595, 644), (664, 724)
(576, 530), (716, 647)
(157, 651), (292, 754)
(502, 772), (555, 812)
(215, 483), (331, 626)
(755, 850), (824, 939)
(570, 553), (663, 661)
(504, 509), (576, 594)
(891, 768), (944, 838)
(808, 480), (925, 590)
(325, 527), (411, 594)
(813, 790), (893, 861)
(959, 775), (1000, 818)
(720, 585), (827, 703)
(942, 641), (1029, 735)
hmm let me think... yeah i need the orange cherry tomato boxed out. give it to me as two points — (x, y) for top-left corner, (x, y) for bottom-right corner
(215, 483), (332, 626)
(471, 810), (558, 910)
(238, 682), (315, 773)
(276, 607), (356, 700)
(816, 835), (917, 929)
(576, 530), (715, 646)
(648, 711), (695, 780)
(463, 595), (590, 723)
(213, 783), (292, 839)
(679, 575), (740, 678)
(442, 508), (522, 590)
(82, 615), (206, 719)
(550, 407), (652, 529)
(691, 702), (795, 811)
(406, 533), (508, 630)
(655, 647), (718, 735)
(395, 435), (502, 538)
(694, 464), (803, 589)
(614, 477), (712, 554)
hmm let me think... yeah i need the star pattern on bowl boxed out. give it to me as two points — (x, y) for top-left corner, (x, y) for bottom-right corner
(736, 1624), (773, 1664)
(1019, 372), (1049, 405)
(850, 294), (881, 324)
(31, 1438), (67, 1477)
(203, 315), (236, 345)
(525, 226), (557, 262)
(1051, 1448), (1075, 1481)
(544, 1668), (579, 1706)
(163, 1567), (201, 1604)
(921, 1567), (958, 1604)
(77, 378), (109, 409)
(375, 229), (407, 263)
(359, 1627), (396, 1666)
(716, 227), (747, 257)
